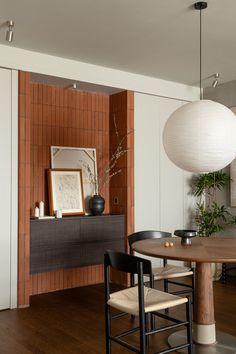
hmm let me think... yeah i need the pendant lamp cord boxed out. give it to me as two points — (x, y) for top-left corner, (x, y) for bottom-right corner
(195, 2), (207, 99)
(200, 7), (202, 100)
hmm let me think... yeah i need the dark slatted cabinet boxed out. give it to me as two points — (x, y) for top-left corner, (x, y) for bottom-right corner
(30, 215), (125, 274)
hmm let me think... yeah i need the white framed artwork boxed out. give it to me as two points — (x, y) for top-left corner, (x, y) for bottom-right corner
(51, 146), (98, 213)
(48, 168), (85, 216)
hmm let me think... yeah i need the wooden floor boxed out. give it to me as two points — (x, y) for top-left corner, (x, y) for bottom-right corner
(0, 279), (236, 354)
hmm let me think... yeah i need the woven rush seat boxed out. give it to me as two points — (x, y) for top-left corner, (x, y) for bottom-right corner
(153, 264), (193, 280)
(128, 231), (195, 303)
(108, 285), (188, 316)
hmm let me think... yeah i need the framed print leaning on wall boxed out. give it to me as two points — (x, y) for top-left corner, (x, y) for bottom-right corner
(50, 146), (97, 214)
(48, 169), (85, 216)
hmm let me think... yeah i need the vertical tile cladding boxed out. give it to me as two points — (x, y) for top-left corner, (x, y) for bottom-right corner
(109, 91), (134, 286)
(18, 74), (134, 299)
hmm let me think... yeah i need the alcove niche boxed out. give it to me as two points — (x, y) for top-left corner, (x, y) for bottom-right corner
(18, 71), (134, 306)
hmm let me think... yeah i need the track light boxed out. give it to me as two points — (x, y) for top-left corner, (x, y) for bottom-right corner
(212, 73), (219, 88)
(66, 83), (79, 89)
(6, 20), (14, 42)
(72, 83), (78, 89)
(64, 83), (79, 90)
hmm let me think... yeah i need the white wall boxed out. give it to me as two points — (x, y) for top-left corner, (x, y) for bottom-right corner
(134, 93), (196, 265)
(0, 68), (11, 310)
(0, 68), (18, 309)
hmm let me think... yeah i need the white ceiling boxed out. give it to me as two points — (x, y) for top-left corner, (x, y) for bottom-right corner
(1, 0), (236, 87)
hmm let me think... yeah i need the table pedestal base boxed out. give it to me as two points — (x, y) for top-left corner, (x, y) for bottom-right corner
(193, 323), (216, 344)
(168, 329), (236, 353)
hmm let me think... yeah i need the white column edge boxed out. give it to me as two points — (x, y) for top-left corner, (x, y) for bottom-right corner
(10, 69), (18, 309)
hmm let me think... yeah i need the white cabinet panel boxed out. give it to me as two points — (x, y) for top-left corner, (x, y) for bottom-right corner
(0, 68), (12, 310)
(134, 93), (160, 231)
(158, 97), (184, 233)
(135, 94), (196, 233)
(134, 94), (197, 267)
(134, 93), (161, 267)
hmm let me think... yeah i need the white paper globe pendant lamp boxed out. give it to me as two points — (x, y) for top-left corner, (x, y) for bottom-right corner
(163, 2), (236, 173)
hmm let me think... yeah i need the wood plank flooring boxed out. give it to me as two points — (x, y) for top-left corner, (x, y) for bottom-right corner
(0, 279), (235, 354)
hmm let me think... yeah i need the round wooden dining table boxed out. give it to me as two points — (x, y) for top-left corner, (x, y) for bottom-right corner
(132, 236), (236, 353)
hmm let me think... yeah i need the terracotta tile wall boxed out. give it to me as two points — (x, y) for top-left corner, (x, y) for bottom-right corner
(109, 91), (134, 242)
(109, 91), (134, 284)
(29, 83), (110, 296)
(30, 83), (110, 214)
(18, 72), (134, 304)
(18, 71), (31, 306)
(30, 265), (104, 296)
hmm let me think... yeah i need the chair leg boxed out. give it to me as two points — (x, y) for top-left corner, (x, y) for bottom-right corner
(164, 278), (168, 293)
(192, 269), (195, 306)
(186, 297), (193, 354)
(145, 314), (150, 348)
(140, 310), (146, 354)
(164, 279), (169, 314)
(131, 273), (135, 287)
(150, 312), (155, 331)
(221, 263), (227, 284)
(130, 274), (136, 321)
(105, 304), (111, 354)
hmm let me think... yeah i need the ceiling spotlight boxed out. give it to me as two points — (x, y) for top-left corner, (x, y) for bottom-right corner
(6, 20), (14, 42)
(72, 83), (78, 89)
(212, 73), (219, 88)
(64, 82), (79, 90)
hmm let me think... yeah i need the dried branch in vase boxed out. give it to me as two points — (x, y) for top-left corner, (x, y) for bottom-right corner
(80, 161), (98, 195)
(82, 114), (133, 196)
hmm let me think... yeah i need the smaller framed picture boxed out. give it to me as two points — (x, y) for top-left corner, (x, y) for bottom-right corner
(48, 169), (85, 216)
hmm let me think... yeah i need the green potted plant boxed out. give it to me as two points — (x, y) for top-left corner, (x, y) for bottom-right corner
(192, 170), (236, 280)
(193, 171), (236, 237)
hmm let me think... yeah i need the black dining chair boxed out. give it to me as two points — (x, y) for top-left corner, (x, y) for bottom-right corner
(221, 262), (236, 284)
(128, 231), (195, 301)
(104, 250), (193, 354)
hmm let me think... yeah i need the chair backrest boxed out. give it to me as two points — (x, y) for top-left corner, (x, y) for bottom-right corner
(128, 230), (171, 250)
(104, 251), (153, 321)
(104, 250), (152, 276)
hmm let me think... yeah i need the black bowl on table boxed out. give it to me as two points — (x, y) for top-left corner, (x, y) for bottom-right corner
(174, 229), (198, 246)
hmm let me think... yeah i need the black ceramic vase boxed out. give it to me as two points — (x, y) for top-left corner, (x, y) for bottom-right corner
(89, 194), (105, 216)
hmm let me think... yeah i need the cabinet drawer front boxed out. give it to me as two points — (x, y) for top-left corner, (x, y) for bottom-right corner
(30, 219), (81, 247)
(30, 240), (124, 273)
(30, 215), (125, 274)
(80, 215), (124, 242)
